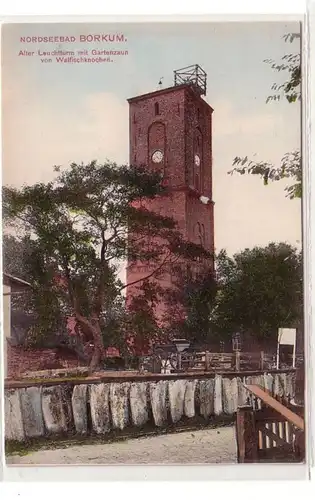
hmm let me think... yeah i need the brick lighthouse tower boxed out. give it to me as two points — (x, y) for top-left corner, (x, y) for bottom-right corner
(126, 65), (215, 343)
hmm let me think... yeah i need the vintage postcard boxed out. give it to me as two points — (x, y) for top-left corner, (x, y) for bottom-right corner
(1, 20), (305, 468)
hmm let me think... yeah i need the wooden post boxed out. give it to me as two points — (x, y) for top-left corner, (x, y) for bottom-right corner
(236, 408), (246, 462)
(294, 430), (305, 460)
(236, 406), (258, 463)
(235, 350), (241, 371)
(152, 356), (161, 374)
(177, 352), (182, 371)
(260, 351), (264, 370)
(205, 350), (210, 371)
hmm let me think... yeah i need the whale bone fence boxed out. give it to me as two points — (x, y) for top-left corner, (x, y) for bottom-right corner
(5, 371), (295, 442)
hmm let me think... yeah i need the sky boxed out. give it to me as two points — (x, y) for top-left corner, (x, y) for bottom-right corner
(1, 21), (302, 256)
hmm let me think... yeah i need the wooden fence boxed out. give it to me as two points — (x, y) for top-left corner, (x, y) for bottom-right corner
(236, 384), (305, 463)
(153, 350), (275, 373)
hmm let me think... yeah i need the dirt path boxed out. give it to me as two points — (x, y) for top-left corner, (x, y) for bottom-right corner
(6, 426), (237, 465)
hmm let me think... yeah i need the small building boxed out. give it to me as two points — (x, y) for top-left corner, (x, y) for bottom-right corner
(2, 273), (32, 377)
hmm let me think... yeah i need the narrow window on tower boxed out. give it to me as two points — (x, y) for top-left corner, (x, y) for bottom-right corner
(195, 171), (200, 193)
(195, 223), (202, 246)
(154, 102), (160, 115)
(197, 233), (203, 263)
(201, 224), (206, 247)
(197, 107), (200, 121)
(194, 128), (203, 192)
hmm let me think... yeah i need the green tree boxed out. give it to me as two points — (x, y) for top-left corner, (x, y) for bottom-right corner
(2, 234), (86, 359)
(229, 32), (301, 199)
(212, 243), (303, 346)
(3, 161), (208, 371)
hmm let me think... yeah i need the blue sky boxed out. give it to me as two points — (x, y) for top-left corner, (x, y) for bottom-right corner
(2, 21), (301, 254)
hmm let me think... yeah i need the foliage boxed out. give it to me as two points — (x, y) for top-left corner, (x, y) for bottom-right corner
(160, 242), (302, 348)
(3, 161), (209, 371)
(212, 243), (303, 343)
(264, 32), (301, 104)
(3, 234), (82, 352)
(231, 150), (301, 200)
(229, 32), (301, 199)
(3, 231), (302, 353)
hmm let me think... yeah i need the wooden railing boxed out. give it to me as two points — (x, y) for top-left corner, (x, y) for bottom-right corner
(236, 384), (305, 463)
(174, 350), (274, 372)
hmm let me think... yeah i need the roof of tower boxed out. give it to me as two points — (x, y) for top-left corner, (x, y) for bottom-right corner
(127, 83), (213, 112)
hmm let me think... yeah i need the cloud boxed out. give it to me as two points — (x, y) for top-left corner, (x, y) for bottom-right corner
(75, 92), (129, 164)
(211, 98), (300, 165)
(213, 99), (284, 137)
(2, 83), (129, 186)
(209, 98), (301, 253)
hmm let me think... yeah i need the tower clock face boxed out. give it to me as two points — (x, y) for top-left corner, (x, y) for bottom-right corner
(194, 154), (201, 167)
(152, 150), (164, 164)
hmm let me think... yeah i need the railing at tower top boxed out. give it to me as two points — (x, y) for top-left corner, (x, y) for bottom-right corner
(174, 64), (207, 96)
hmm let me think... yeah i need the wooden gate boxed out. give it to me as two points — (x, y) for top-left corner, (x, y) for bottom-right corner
(236, 384), (305, 463)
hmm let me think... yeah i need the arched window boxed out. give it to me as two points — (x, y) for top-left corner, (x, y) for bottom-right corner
(154, 102), (160, 116)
